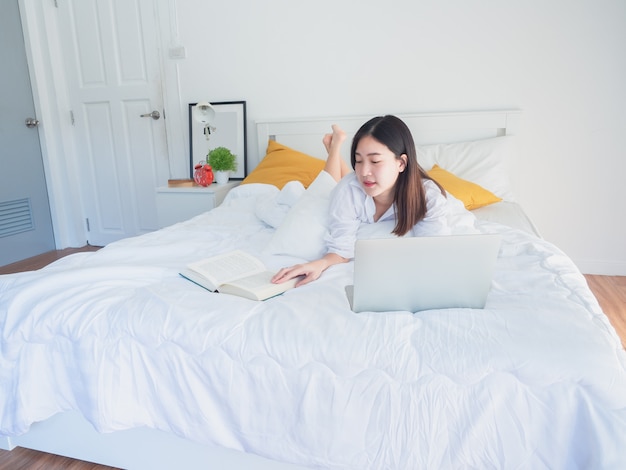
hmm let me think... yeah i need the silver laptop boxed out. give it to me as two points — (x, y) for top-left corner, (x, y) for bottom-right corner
(347, 234), (502, 313)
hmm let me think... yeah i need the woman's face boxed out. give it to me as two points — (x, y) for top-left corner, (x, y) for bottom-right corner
(354, 135), (406, 202)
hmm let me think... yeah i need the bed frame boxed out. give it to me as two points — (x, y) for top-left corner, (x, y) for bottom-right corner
(1, 109), (521, 470)
(256, 109), (521, 166)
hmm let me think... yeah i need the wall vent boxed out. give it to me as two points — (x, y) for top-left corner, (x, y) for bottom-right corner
(0, 198), (35, 238)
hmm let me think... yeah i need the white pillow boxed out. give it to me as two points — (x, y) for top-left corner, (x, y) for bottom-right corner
(255, 180), (305, 228)
(223, 182), (277, 204)
(264, 171), (337, 260)
(417, 136), (516, 201)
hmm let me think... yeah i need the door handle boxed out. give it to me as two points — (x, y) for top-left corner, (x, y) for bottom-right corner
(25, 117), (40, 128)
(140, 110), (160, 120)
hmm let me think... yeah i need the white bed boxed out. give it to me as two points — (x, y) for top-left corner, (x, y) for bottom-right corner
(1, 110), (625, 470)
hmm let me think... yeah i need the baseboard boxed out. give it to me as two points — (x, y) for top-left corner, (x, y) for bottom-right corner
(0, 436), (16, 451)
(575, 258), (626, 276)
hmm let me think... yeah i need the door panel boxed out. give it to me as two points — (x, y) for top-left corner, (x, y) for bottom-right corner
(0, 0), (55, 266)
(83, 102), (124, 232)
(125, 100), (164, 231)
(61, 0), (169, 246)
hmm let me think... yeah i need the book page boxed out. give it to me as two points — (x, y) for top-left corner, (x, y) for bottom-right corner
(226, 271), (276, 291)
(187, 250), (265, 286)
(221, 271), (297, 301)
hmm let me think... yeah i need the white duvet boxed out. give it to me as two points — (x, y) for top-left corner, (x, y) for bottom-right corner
(1, 184), (625, 469)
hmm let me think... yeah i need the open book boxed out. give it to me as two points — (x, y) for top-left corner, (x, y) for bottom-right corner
(179, 250), (297, 301)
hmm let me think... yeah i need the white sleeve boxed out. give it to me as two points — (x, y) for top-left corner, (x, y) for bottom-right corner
(411, 180), (451, 237)
(324, 177), (361, 259)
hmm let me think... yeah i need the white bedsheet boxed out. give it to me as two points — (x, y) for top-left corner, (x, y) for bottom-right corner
(1, 184), (625, 469)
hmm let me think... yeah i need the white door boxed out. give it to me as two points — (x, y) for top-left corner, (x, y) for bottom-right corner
(0, 0), (56, 266)
(58, 0), (169, 246)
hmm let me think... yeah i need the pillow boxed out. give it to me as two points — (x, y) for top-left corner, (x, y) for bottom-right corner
(428, 165), (501, 210)
(417, 136), (516, 201)
(264, 170), (337, 260)
(255, 180), (305, 228)
(241, 140), (326, 189)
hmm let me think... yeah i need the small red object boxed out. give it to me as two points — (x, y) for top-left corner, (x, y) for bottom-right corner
(193, 162), (214, 186)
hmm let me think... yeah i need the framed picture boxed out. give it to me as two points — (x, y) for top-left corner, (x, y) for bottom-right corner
(189, 101), (247, 179)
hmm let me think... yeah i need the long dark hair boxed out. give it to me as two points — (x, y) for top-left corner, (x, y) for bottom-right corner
(350, 115), (445, 236)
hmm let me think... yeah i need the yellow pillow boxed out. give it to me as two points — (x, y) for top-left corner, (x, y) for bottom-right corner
(427, 164), (502, 210)
(241, 140), (326, 189)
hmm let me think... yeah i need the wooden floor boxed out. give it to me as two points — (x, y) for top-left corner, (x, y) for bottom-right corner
(584, 274), (626, 348)
(0, 446), (120, 470)
(0, 246), (102, 275)
(0, 247), (624, 469)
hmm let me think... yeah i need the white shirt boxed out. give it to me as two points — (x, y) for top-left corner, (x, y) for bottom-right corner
(325, 173), (451, 259)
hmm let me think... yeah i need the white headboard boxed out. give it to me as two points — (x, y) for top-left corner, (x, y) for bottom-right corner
(255, 109), (521, 166)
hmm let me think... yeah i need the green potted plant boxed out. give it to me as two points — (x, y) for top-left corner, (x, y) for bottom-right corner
(207, 146), (237, 184)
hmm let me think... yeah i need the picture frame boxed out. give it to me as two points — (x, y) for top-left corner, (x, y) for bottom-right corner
(189, 101), (247, 179)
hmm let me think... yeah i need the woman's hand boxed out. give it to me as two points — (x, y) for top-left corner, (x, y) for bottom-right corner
(271, 260), (325, 288)
(272, 253), (349, 288)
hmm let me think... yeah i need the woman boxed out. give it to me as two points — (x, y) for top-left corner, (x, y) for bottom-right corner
(272, 115), (450, 287)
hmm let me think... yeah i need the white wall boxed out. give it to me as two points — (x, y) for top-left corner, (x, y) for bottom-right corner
(165, 0), (626, 275)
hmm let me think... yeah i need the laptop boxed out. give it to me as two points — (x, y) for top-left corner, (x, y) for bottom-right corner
(347, 233), (502, 313)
